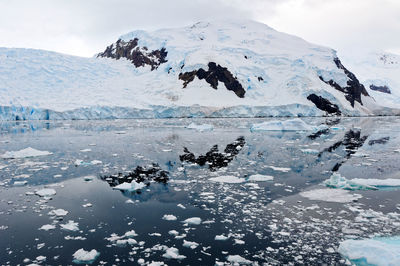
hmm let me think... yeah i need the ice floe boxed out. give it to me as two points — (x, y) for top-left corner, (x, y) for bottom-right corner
(186, 123), (213, 132)
(215, 235), (230, 241)
(226, 255), (252, 265)
(162, 247), (186, 260)
(299, 188), (362, 203)
(324, 173), (400, 190)
(72, 248), (100, 264)
(1, 147), (52, 159)
(60, 220), (79, 231)
(162, 214), (177, 221)
(339, 236), (400, 266)
(48, 209), (68, 217)
(209, 175), (245, 183)
(182, 217), (202, 225)
(182, 240), (199, 249)
(267, 166), (291, 172)
(248, 174), (274, 182)
(39, 224), (56, 231)
(113, 181), (146, 191)
(35, 188), (56, 197)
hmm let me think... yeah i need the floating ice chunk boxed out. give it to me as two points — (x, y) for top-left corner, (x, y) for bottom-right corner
(177, 204), (186, 209)
(324, 173), (400, 190)
(72, 248), (100, 264)
(338, 236), (400, 266)
(79, 148), (91, 152)
(324, 173), (377, 190)
(300, 149), (319, 154)
(14, 181), (28, 186)
(82, 203), (92, 208)
(300, 188), (362, 203)
(226, 255), (252, 265)
(350, 178), (400, 188)
(248, 174), (274, 182)
(182, 217), (202, 225)
(90, 160), (102, 165)
(162, 247), (186, 260)
(168, 230), (179, 236)
(113, 181), (146, 191)
(36, 255), (46, 262)
(186, 123), (213, 132)
(115, 131), (127, 134)
(267, 166), (291, 172)
(65, 236), (87, 240)
(182, 240), (199, 249)
(48, 209), (68, 216)
(250, 119), (314, 132)
(162, 214), (177, 221)
(39, 224), (56, 231)
(215, 235), (230, 241)
(209, 175), (245, 183)
(234, 239), (245, 245)
(35, 188), (56, 197)
(60, 220), (79, 231)
(1, 147), (52, 159)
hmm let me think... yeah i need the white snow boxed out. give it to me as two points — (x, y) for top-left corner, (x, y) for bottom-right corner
(113, 181), (146, 191)
(162, 214), (177, 221)
(248, 174), (274, 182)
(35, 188), (56, 197)
(0, 20), (390, 121)
(209, 175), (246, 183)
(60, 220), (79, 231)
(182, 217), (202, 225)
(338, 236), (400, 266)
(72, 248), (100, 264)
(162, 247), (186, 260)
(186, 123), (213, 131)
(299, 188), (362, 203)
(1, 147), (52, 159)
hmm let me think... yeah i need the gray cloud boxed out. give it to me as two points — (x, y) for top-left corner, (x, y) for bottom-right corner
(0, 0), (399, 57)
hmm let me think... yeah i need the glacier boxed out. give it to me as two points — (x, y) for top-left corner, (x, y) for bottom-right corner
(0, 20), (399, 120)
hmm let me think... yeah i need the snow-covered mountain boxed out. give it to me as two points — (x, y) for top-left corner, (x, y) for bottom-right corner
(341, 51), (400, 109)
(0, 19), (397, 120)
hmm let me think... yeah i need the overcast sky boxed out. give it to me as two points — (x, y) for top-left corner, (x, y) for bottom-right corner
(0, 0), (399, 57)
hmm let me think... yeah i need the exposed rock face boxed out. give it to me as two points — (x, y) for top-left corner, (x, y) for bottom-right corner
(97, 38), (168, 70)
(101, 163), (169, 187)
(179, 62), (246, 98)
(180, 136), (245, 171)
(368, 136), (390, 145)
(307, 94), (341, 115)
(319, 58), (369, 107)
(370, 85), (391, 94)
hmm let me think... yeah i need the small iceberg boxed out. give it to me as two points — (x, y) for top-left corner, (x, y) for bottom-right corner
(250, 118), (314, 132)
(209, 175), (246, 183)
(324, 173), (400, 191)
(338, 236), (400, 266)
(113, 181), (146, 192)
(248, 174), (274, 182)
(72, 248), (100, 264)
(186, 122), (214, 132)
(1, 147), (52, 159)
(35, 188), (56, 197)
(324, 173), (377, 190)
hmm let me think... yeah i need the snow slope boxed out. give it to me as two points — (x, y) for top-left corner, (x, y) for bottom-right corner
(0, 19), (396, 120)
(342, 51), (400, 109)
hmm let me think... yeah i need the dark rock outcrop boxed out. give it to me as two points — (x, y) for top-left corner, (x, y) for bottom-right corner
(307, 94), (341, 115)
(179, 62), (246, 98)
(98, 38), (168, 70)
(370, 85), (391, 94)
(319, 58), (369, 107)
(101, 163), (169, 189)
(180, 136), (245, 171)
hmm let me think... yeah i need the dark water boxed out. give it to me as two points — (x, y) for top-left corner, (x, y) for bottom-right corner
(1, 117), (400, 265)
